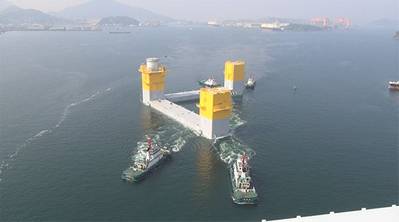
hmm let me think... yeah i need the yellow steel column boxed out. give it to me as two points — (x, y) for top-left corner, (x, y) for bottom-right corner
(224, 60), (245, 96)
(199, 87), (232, 139)
(138, 58), (167, 105)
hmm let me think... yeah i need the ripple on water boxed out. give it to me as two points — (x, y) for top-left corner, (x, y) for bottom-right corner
(0, 88), (112, 182)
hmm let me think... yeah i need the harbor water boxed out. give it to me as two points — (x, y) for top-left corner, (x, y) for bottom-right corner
(0, 27), (398, 221)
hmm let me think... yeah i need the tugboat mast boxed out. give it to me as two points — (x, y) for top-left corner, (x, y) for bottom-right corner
(147, 137), (152, 151)
(241, 153), (250, 173)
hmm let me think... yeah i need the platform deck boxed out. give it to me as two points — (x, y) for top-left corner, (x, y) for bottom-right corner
(150, 99), (202, 135)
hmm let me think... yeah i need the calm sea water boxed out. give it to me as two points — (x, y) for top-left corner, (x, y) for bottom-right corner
(0, 27), (398, 221)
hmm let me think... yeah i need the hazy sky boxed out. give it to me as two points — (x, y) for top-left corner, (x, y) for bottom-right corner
(9, 0), (399, 23)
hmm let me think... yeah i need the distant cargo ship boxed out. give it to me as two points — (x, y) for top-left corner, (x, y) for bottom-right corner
(388, 81), (399, 90)
(122, 137), (170, 182)
(230, 154), (258, 204)
(208, 21), (220, 27)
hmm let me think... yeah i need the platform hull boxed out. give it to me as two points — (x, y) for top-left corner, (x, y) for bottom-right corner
(224, 79), (244, 95)
(201, 118), (230, 139)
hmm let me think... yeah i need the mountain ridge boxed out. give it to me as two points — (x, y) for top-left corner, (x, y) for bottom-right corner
(0, 5), (71, 25)
(97, 16), (139, 26)
(57, 0), (172, 22)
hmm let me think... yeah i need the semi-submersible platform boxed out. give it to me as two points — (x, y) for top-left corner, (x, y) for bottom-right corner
(132, 57), (258, 204)
(138, 57), (245, 140)
(133, 58), (399, 215)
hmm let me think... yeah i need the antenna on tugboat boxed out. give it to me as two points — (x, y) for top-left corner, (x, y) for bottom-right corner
(242, 153), (249, 165)
(147, 136), (152, 151)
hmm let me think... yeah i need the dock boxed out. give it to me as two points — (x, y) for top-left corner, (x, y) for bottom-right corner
(264, 205), (398, 222)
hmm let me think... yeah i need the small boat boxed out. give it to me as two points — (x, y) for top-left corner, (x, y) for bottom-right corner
(198, 78), (221, 88)
(122, 137), (170, 182)
(245, 77), (256, 89)
(230, 154), (258, 204)
(389, 81), (399, 90)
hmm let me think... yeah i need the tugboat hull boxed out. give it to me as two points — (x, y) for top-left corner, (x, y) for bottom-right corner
(389, 85), (399, 91)
(198, 80), (221, 88)
(388, 81), (399, 91)
(245, 84), (255, 90)
(232, 193), (258, 205)
(122, 154), (170, 182)
(229, 165), (258, 205)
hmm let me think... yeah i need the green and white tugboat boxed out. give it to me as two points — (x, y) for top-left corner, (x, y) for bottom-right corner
(245, 76), (256, 89)
(122, 137), (170, 182)
(198, 78), (221, 88)
(230, 154), (258, 204)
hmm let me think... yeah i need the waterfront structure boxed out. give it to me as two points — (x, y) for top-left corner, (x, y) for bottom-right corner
(334, 17), (352, 29)
(310, 17), (331, 28)
(260, 22), (290, 31)
(264, 205), (398, 221)
(207, 21), (220, 27)
(310, 17), (352, 29)
(138, 58), (240, 140)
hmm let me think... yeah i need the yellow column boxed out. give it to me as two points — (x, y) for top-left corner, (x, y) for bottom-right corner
(224, 61), (245, 95)
(199, 87), (232, 139)
(138, 58), (167, 105)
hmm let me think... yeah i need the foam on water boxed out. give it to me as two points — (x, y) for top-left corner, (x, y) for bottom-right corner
(0, 88), (112, 182)
(214, 136), (255, 165)
(230, 110), (247, 130)
(124, 121), (194, 172)
(171, 137), (186, 153)
(55, 90), (102, 128)
(124, 107), (251, 173)
(214, 109), (254, 165)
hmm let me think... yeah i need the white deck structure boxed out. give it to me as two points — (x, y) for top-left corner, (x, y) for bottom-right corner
(165, 90), (200, 103)
(264, 205), (398, 222)
(149, 100), (202, 135)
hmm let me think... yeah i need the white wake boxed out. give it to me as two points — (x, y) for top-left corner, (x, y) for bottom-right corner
(0, 88), (112, 182)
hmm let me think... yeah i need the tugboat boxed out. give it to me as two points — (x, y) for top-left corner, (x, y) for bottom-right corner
(245, 77), (256, 89)
(389, 81), (399, 90)
(230, 154), (258, 204)
(122, 137), (170, 182)
(198, 78), (221, 88)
